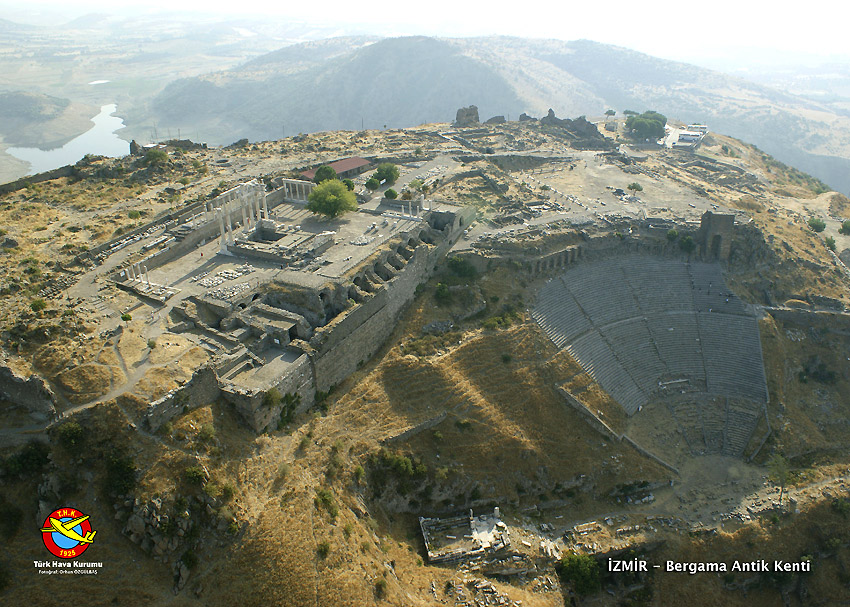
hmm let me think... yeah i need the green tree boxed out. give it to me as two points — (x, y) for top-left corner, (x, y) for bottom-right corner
(374, 163), (400, 185)
(826, 236), (836, 251)
(625, 111), (667, 140)
(768, 454), (790, 507)
(307, 180), (357, 219)
(121, 313), (132, 322)
(839, 220), (850, 235)
(667, 229), (679, 242)
(679, 235), (696, 254)
(313, 165), (337, 183)
(384, 188), (398, 200)
(808, 217), (826, 232)
(365, 177), (380, 191)
(342, 178), (355, 191)
(605, 109), (616, 117)
(557, 553), (601, 596)
(145, 149), (168, 165)
(627, 182), (643, 192)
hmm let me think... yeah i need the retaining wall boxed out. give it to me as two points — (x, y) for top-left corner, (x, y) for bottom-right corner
(142, 367), (221, 432)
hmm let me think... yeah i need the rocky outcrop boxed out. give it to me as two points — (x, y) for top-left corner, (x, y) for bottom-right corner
(454, 105), (479, 127)
(518, 112), (536, 122)
(485, 115), (506, 124)
(0, 359), (56, 421)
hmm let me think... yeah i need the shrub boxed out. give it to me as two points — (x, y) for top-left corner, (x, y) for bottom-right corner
(384, 188), (398, 200)
(365, 177), (380, 191)
(501, 353), (512, 363)
(808, 217), (826, 232)
(557, 553), (601, 596)
(30, 298), (47, 312)
(317, 541), (330, 558)
(840, 220), (850, 235)
(666, 228), (679, 242)
(447, 256), (477, 279)
(374, 578), (388, 598)
(679, 235), (696, 254)
(145, 149), (168, 165)
(434, 282), (451, 305)
(3, 440), (50, 478)
(147, 339), (156, 349)
(314, 488), (338, 520)
(181, 549), (199, 569)
(128, 210), (141, 219)
(55, 421), (85, 449)
(105, 452), (136, 496)
(120, 313), (132, 322)
(184, 466), (206, 486)
(627, 182), (643, 192)
(263, 387), (282, 408)
(354, 465), (365, 483)
(342, 178), (355, 191)
(826, 236), (836, 251)
(198, 424), (216, 443)
(0, 501), (23, 539)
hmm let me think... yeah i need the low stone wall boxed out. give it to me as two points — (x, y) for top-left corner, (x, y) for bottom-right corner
(556, 387), (619, 440)
(142, 367), (221, 432)
(556, 387), (679, 475)
(0, 165), (75, 194)
(0, 361), (56, 421)
(383, 411), (448, 444)
(620, 436), (680, 476)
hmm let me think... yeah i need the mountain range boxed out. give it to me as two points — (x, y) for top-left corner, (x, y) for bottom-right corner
(129, 35), (850, 194)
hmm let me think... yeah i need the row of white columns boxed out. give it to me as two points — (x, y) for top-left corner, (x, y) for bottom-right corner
(216, 183), (268, 254)
(280, 179), (314, 201)
(125, 262), (150, 285)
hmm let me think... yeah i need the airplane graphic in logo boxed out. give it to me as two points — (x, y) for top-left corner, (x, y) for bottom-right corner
(40, 515), (97, 544)
(40, 507), (97, 558)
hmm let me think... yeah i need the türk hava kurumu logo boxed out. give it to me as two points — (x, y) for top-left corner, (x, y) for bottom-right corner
(40, 507), (97, 558)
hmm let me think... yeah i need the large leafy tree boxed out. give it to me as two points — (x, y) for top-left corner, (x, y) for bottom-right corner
(625, 110), (667, 140)
(307, 179), (357, 219)
(374, 163), (399, 185)
(313, 165), (337, 183)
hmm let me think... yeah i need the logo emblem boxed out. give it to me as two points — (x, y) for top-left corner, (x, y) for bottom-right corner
(40, 507), (97, 559)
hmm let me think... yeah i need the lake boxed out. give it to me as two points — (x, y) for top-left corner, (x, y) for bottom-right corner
(7, 104), (130, 175)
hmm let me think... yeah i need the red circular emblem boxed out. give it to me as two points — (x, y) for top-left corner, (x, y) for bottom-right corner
(40, 507), (95, 559)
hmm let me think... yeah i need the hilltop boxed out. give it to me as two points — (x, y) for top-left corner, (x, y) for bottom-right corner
(1, 117), (849, 606)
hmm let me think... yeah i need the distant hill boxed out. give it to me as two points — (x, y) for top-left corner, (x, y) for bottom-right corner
(143, 37), (524, 142)
(137, 35), (850, 194)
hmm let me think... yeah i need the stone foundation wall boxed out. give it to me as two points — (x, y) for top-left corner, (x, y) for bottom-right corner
(221, 353), (314, 432)
(142, 367), (221, 432)
(312, 245), (431, 391)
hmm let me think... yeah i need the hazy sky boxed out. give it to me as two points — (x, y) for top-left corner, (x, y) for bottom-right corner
(4, 0), (849, 68)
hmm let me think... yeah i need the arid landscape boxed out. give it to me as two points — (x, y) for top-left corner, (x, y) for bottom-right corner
(0, 105), (849, 607)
